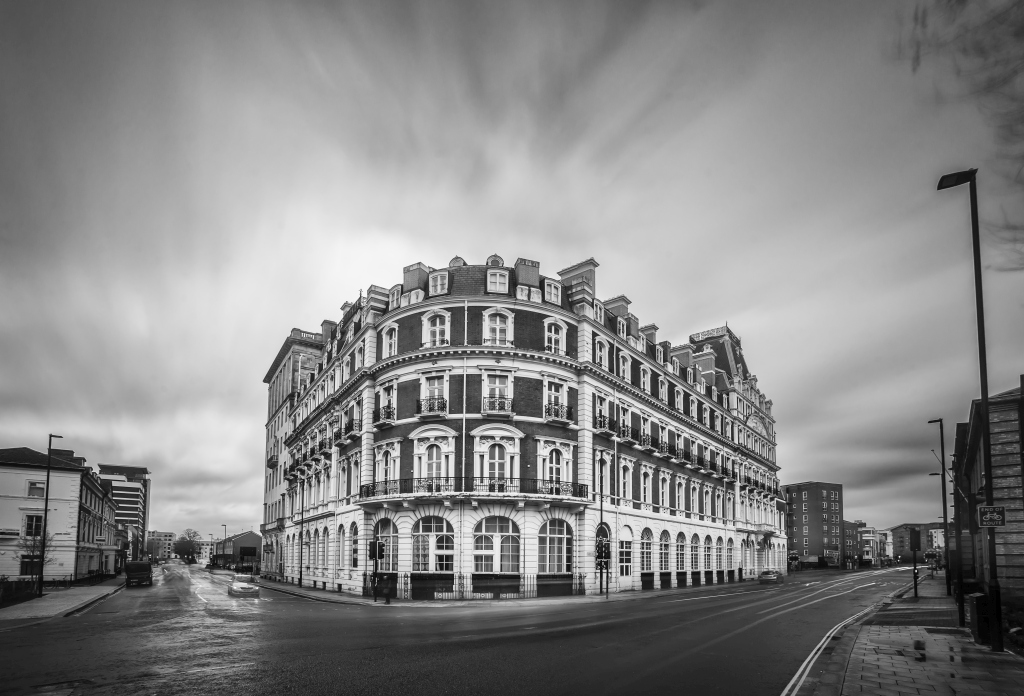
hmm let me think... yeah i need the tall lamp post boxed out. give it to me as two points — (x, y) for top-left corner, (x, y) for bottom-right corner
(937, 167), (1002, 652)
(927, 419), (952, 596)
(38, 434), (63, 597)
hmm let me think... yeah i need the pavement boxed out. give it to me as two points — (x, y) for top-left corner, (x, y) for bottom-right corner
(0, 576), (125, 630)
(807, 571), (1024, 696)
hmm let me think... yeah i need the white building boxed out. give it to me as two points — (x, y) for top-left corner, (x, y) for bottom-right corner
(261, 255), (786, 598)
(0, 447), (118, 581)
(198, 538), (220, 562)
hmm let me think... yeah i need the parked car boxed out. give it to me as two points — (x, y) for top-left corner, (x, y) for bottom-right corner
(228, 574), (260, 598)
(758, 570), (784, 584)
(125, 561), (153, 587)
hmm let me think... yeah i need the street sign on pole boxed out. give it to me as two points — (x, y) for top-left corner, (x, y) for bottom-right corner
(978, 505), (1006, 527)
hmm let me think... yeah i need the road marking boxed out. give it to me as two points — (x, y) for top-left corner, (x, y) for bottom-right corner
(756, 582), (875, 615)
(778, 604), (875, 696)
(195, 592), (207, 603)
(186, 662), (255, 674)
(664, 589), (765, 603)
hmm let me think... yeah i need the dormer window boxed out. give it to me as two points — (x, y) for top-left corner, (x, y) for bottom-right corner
(712, 387), (718, 400)
(594, 303), (605, 324)
(389, 286), (401, 310)
(686, 367), (693, 383)
(672, 358), (679, 375)
(656, 346), (663, 363)
(429, 272), (448, 296)
(619, 354), (630, 380)
(640, 367), (650, 392)
(617, 318), (626, 339)
(658, 378), (667, 402)
(487, 270), (508, 293)
(544, 280), (561, 304)
(638, 335), (646, 353)
(545, 323), (563, 355)
(594, 339), (607, 369)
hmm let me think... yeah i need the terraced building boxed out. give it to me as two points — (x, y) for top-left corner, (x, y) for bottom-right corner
(260, 255), (786, 598)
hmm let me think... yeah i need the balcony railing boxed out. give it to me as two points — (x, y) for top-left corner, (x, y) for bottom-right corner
(422, 339), (450, 348)
(417, 397), (448, 417)
(639, 433), (653, 450)
(658, 441), (671, 457)
(482, 397), (514, 415)
(266, 455), (279, 469)
(543, 402), (572, 422)
(544, 345), (565, 356)
(359, 477), (588, 500)
(343, 420), (362, 441)
(481, 338), (514, 347)
(373, 405), (396, 426)
(594, 415), (616, 434)
(693, 455), (707, 470)
(618, 424), (638, 444)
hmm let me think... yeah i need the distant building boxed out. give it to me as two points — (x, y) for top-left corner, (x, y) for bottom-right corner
(953, 375), (1023, 598)
(147, 531), (175, 560)
(214, 531), (262, 568)
(887, 522), (944, 562)
(198, 538), (220, 562)
(97, 464), (151, 560)
(842, 520), (860, 567)
(783, 482), (844, 565)
(928, 528), (945, 551)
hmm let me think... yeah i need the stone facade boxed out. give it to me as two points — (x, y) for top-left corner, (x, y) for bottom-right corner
(260, 255), (786, 598)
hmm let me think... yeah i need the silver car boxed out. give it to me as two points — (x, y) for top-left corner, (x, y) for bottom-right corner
(758, 570), (784, 584)
(228, 574), (260, 598)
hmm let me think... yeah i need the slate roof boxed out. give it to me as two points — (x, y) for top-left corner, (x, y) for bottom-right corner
(0, 447), (83, 470)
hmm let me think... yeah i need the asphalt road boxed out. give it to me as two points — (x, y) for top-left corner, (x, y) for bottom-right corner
(0, 563), (912, 696)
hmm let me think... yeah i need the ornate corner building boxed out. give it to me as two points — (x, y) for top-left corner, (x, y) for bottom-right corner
(260, 255), (785, 599)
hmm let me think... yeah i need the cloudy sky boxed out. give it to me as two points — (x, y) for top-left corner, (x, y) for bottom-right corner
(2, 1), (1021, 539)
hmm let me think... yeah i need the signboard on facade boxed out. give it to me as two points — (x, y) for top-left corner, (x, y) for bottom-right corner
(978, 505), (1006, 527)
(240, 546), (258, 558)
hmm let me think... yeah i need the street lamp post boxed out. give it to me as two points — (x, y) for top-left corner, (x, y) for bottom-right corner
(937, 167), (1003, 652)
(38, 434), (63, 597)
(927, 419), (952, 597)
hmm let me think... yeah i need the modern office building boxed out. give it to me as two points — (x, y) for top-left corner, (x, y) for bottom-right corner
(783, 481), (844, 566)
(97, 464), (151, 560)
(261, 255), (785, 599)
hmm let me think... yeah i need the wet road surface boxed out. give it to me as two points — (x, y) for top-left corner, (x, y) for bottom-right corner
(0, 564), (912, 695)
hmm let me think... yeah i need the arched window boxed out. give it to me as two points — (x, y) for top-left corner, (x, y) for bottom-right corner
(538, 519), (573, 573)
(487, 443), (506, 480)
(425, 444), (442, 478)
(380, 450), (393, 482)
(413, 516), (454, 572)
(545, 324), (563, 354)
(473, 517), (520, 573)
(640, 368), (649, 391)
(337, 524), (345, 569)
(639, 528), (653, 572)
(690, 486), (697, 513)
(322, 528), (330, 567)
(619, 355), (629, 379)
(659, 531), (671, 571)
(428, 315), (447, 347)
(595, 340), (606, 368)
(355, 344), (364, 369)
(487, 313), (508, 346)
(716, 537), (724, 570)
(350, 523), (358, 569)
(704, 535), (713, 570)
(374, 519), (399, 572)
(690, 534), (700, 570)
(547, 449), (562, 484)
(676, 532), (687, 571)
(620, 465), (631, 501)
(619, 526), (633, 577)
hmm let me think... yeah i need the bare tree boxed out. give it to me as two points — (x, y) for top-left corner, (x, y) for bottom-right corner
(902, 0), (1024, 266)
(173, 528), (203, 563)
(17, 532), (56, 586)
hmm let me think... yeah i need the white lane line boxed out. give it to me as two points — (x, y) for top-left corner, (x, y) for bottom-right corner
(778, 604), (874, 696)
(195, 592), (207, 603)
(756, 582), (875, 615)
(186, 662), (255, 674)
(665, 589), (766, 603)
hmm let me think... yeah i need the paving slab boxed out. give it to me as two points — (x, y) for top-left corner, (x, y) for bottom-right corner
(0, 577), (124, 630)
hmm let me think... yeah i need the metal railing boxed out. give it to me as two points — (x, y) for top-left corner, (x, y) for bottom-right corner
(359, 477), (588, 499)
(594, 415), (615, 432)
(373, 406), (396, 425)
(344, 420), (362, 438)
(417, 397), (448, 416)
(544, 403), (572, 421)
(267, 455), (279, 469)
(618, 424), (638, 443)
(482, 397), (513, 414)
